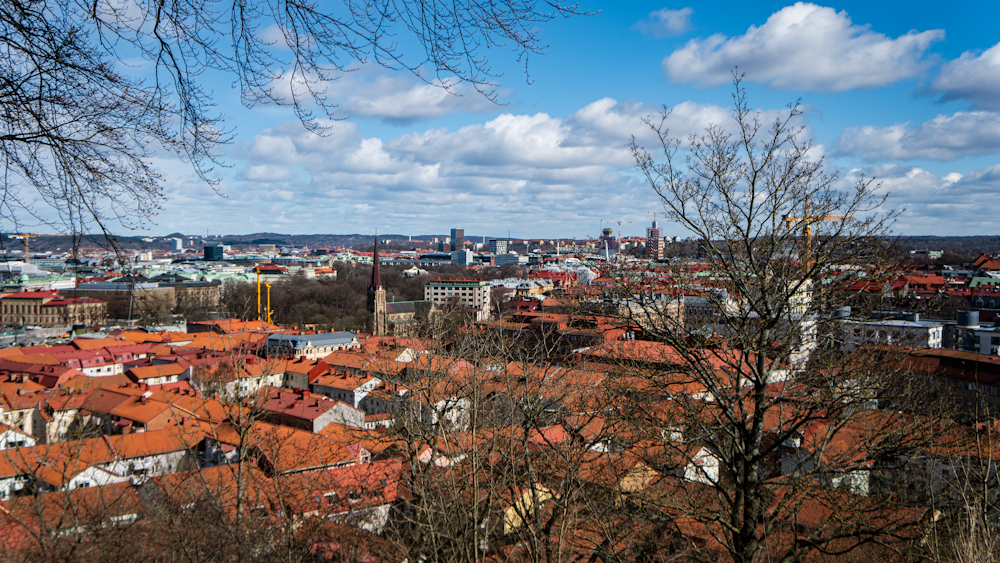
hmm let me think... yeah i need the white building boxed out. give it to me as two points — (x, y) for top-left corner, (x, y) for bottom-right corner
(839, 316), (945, 351)
(424, 279), (491, 321)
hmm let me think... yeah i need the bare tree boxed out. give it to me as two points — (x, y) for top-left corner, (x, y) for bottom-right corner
(0, 0), (587, 235)
(604, 74), (945, 563)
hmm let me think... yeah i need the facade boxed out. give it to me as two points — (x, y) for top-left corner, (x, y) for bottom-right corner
(839, 317), (945, 351)
(265, 332), (360, 359)
(204, 245), (224, 261)
(1, 290), (106, 327)
(451, 249), (475, 266)
(975, 322), (1000, 355)
(645, 220), (664, 260)
(495, 253), (528, 266)
(74, 282), (175, 320)
(451, 228), (464, 252)
(489, 239), (508, 255)
(424, 279), (491, 321)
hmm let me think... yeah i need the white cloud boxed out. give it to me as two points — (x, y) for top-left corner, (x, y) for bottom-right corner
(635, 7), (694, 38)
(146, 96), (841, 237)
(663, 2), (943, 92)
(566, 98), (732, 147)
(929, 42), (1000, 111)
(265, 65), (505, 123)
(844, 163), (1000, 234)
(239, 165), (294, 182)
(837, 111), (1000, 161)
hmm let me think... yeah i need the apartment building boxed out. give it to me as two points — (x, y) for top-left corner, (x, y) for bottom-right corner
(1, 290), (106, 327)
(424, 279), (491, 321)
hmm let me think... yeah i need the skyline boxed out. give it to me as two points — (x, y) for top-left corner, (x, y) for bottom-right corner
(119, 1), (1000, 238)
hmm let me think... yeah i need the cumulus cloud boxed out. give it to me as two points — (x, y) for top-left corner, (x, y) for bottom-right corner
(663, 2), (943, 91)
(266, 65), (504, 123)
(566, 98), (732, 147)
(843, 163), (1000, 234)
(928, 42), (1000, 111)
(152, 96), (822, 237)
(635, 7), (694, 37)
(837, 111), (1000, 161)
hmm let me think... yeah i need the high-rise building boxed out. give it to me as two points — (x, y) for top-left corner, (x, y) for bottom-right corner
(451, 228), (464, 252)
(172, 238), (183, 252)
(204, 245), (224, 261)
(646, 219), (664, 260)
(488, 239), (508, 255)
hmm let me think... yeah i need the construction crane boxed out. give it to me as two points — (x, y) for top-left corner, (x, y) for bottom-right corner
(615, 220), (631, 242)
(8, 233), (68, 264)
(256, 269), (262, 321)
(264, 282), (273, 324)
(781, 196), (854, 270)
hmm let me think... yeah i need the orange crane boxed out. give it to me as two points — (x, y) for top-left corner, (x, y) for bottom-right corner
(8, 233), (68, 264)
(781, 196), (854, 270)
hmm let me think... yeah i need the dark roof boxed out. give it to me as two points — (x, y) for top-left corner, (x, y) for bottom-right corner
(266, 332), (357, 350)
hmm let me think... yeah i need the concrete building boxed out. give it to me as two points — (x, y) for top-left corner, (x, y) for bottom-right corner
(171, 238), (183, 252)
(425, 278), (491, 321)
(1, 290), (106, 327)
(489, 239), (508, 255)
(451, 249), (475, 266)
(839, 315), (945, 352)
(451, 228), (464, 252)
(495, 253), (528, 266)
(646, 219), (664, 260)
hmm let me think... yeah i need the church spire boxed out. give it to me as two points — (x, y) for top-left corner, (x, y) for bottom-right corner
(370, 234), (382, 290)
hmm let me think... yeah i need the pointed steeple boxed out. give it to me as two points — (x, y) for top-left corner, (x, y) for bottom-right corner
(370, 235), (382, 290)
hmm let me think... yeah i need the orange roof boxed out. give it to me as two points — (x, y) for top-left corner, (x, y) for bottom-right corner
(116, 330), (165, 343)
(0, 348), (23, 359)
(128, 363), (187, 380)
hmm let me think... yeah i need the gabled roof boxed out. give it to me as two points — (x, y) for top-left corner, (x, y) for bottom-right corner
(127, 363), (187, 380)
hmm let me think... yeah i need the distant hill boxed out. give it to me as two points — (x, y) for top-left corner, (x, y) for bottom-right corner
(897, 236), (1000, 254)
(10, 232), (1000, 255)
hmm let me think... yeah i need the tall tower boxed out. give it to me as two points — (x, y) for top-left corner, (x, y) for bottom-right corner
(646, 218), (664, 260)
(367, 236), (388, 335)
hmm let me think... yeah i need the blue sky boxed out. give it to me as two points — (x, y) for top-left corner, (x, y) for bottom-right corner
(145, 1), (1000, 239)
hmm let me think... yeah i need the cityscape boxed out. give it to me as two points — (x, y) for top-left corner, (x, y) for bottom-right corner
(1, 1), (999, 562)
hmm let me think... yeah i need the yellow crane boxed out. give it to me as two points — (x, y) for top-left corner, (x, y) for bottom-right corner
(8, 233), (67, 264)
(254, 267), (274, 324)
(264, 282), (273, 324)
(782, 196), (854, 270)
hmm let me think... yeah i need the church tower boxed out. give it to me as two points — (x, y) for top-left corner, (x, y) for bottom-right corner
(367, 236), (388, 335)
